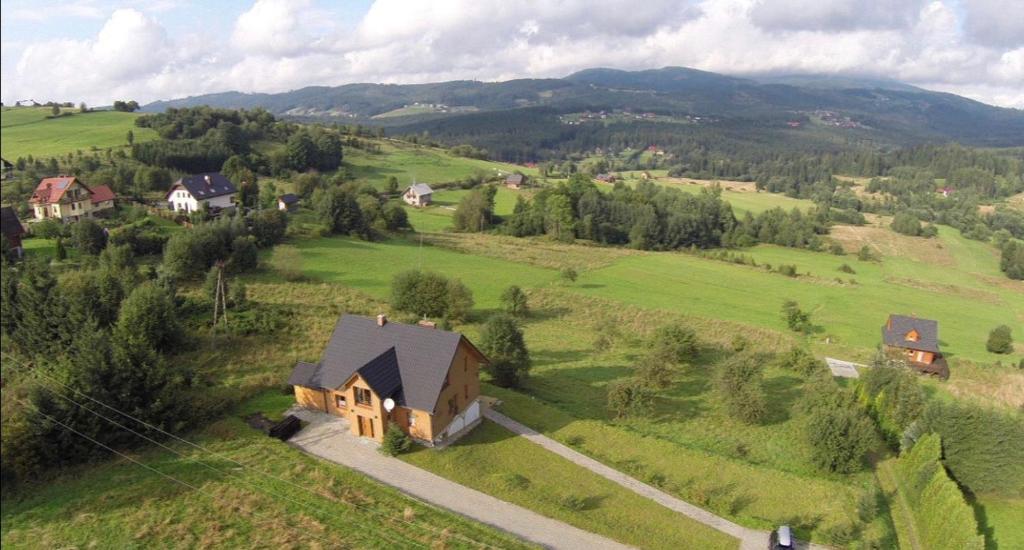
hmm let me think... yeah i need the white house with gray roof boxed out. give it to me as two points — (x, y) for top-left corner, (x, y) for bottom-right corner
(403, 183), (433, 206)
(166, 172), (237, 213)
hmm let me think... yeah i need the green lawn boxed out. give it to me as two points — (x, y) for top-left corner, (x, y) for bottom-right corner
(293, 235), (558, 309)
(0, 394), (530, 550)
(403, 420), (738, 550)
(1, 107), (157, 160)
(403, 186), (524, 233)
(974, 495), (1024, 550)
(575, 235), (1021, 364)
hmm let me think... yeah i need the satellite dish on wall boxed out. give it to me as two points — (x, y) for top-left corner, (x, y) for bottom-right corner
(383, 398), (395, 412)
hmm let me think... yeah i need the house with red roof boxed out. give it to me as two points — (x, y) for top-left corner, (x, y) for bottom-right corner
(30, 176), (116, 223)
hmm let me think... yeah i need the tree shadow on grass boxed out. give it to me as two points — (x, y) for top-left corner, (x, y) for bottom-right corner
(761, 374), (804, 425)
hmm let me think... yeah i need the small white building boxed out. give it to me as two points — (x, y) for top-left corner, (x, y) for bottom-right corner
(403, 183), (434, 207)
(166, 173), (237, 213)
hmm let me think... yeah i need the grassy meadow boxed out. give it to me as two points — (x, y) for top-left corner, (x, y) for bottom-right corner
(1, 393), (531, 550)
(0, 107), (157, 160)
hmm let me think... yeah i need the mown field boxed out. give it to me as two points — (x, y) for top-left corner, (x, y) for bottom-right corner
(0, 107), (157, 160)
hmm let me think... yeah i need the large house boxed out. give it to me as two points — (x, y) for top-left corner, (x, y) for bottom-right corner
(1, 206), (25, 257)
(289, 314), (487, 445)
(402, 183), (433, 207)
(30, 176), (116, 222)
(166, 173), (237, 213)
(881, 314), (948, 378)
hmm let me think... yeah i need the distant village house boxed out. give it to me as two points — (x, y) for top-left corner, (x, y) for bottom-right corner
(278, 193), (299, 212)
(505, 173), (527, 189)
(166, 173), (237, 213)
(30, 176), (116, 223)
(403, 183), (433, 207)
(289, 314), (487, 446)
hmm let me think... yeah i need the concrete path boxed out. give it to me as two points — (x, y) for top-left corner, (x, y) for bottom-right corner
(825, 357), (867, 378)
(483, 408), (768, 550)
(287, 407), (631, 550)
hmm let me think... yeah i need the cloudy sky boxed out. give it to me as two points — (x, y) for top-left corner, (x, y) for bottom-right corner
(2, 0), (1022, 108)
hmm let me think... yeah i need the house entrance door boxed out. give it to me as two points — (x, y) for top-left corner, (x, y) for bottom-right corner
(357, 415), (374, 438)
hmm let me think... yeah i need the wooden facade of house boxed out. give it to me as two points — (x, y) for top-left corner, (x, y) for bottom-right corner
(289, 314), (486, 445)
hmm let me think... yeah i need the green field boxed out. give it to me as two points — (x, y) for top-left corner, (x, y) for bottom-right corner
(344, 140), (537, 191)
(0, 393), (530, 549)
(402, 186), (524, 232)
(403, 420), (738, 549)
(0, 107), (157, 160)
(293, 234), (559, 309)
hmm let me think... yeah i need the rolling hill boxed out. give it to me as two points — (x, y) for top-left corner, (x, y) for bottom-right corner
(142, 67), (1024, 155)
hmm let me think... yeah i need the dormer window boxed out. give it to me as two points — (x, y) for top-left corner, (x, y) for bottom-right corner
(905, 329), (919, 342)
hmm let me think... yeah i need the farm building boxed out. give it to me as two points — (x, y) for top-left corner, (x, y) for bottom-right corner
(403, 183), (434, 206)
(30, 176), (116, 222)
(166, 173), (237, 213)
(881, 314), (949, 378)
(1, 206), (25, 256)
(288, 314), (487, 446)
(595, 173), (617, 183)
(505, 173), (527, 189)
(278, 193), (299, 211)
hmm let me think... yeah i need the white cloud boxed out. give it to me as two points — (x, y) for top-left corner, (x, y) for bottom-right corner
(961, 0), (1024, 48)
(2, 0), (1022, 109)
(232, 0), (317, 57)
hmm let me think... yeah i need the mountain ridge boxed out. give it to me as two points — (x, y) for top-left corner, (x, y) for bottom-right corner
(141, 66), (1024, 151)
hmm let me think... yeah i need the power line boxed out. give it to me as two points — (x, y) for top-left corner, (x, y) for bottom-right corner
(29, 378), (421, 549)
(21, 399), (358, 550)
(15, 361), (503, 549)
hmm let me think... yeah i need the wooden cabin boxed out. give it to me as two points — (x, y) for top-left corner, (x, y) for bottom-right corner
(881, 314), (948, 378)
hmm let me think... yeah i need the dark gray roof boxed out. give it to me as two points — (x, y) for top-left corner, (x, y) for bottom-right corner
(288, 361), (322, 387)
(279, 193), (299, 205)
(289, 315), (484, 412)
(169, 172), (237, 200)
(506, 173), (525, 184)
(357, 347), (404, 404)
(882, 314), (939, 353)
(1, 207), (24, 238)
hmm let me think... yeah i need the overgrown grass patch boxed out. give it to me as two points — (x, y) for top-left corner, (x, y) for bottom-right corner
(1, 413), (529, 549)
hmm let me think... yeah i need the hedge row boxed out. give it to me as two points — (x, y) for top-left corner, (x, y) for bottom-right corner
(896, 434), (984, 550)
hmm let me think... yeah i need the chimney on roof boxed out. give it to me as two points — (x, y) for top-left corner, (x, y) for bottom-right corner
(204, 175), (212, 186)
(376, 314), (387, 327)
(417, 319), (437, 329)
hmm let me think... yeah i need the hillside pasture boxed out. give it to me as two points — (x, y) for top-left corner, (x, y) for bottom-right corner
(0, 107), (156, 160)
(344, 140), (537, 191)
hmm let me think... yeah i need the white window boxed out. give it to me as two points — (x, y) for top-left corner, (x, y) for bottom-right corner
(408, 414), (416, 427)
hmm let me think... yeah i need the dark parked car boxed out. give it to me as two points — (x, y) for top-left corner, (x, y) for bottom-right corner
(769, 525), (793, 549)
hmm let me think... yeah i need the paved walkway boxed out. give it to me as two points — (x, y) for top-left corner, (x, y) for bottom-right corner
(483, 408), (768, 550)
(825, 357), (866, 378)
(287, 407), (631, 550)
